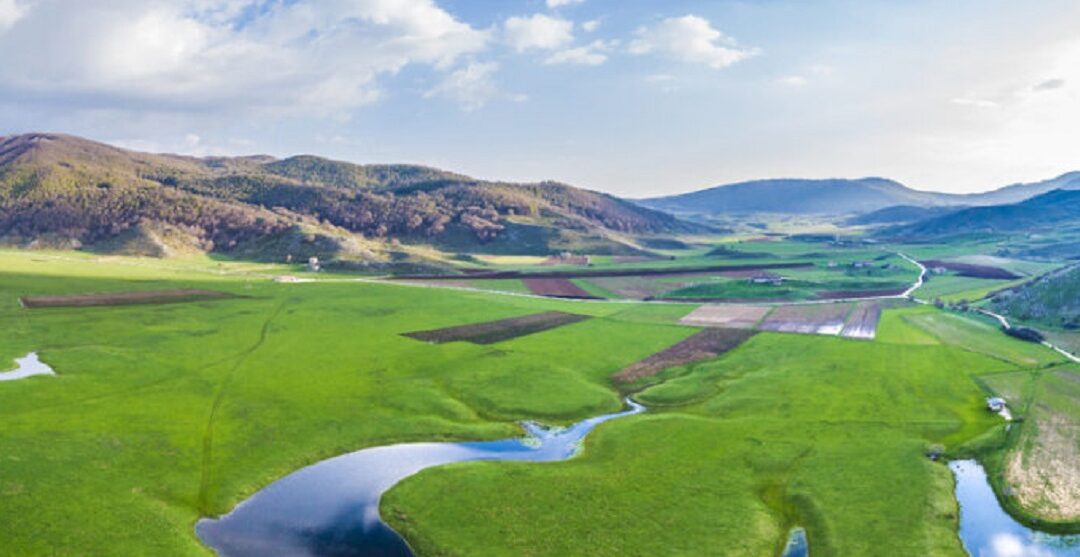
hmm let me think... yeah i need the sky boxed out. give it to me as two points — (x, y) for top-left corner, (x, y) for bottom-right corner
(1, 0), (1079, 197)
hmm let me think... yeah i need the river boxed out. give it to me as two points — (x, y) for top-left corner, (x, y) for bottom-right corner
(197, 400), (645, 556)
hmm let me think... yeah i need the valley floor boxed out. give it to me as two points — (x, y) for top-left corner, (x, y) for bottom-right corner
(0, 250), (1077, 556)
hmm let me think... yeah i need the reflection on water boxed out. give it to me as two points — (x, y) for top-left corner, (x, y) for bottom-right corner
(781, 527), (808, 557)
(951, 460), (1080, 557)
(197, 400), (645, 557)
(0, 352), (55, 381)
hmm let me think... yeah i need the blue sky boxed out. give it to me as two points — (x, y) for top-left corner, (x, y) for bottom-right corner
(1, 0), (1079, 197)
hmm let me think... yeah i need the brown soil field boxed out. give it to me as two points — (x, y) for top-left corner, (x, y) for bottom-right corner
(840, 303), (882, 339)
(922, 259), (1020, 280)
(679, 304), (772, 329)
(403, 311), (590, 345)
(20, 289), (236, 308)
(816, 288), (907, 300)
(521, 278), (597, 299)
(759, 303), (852, 335)
(396, 262), (812, 281)
(613, 328), (755, 383)
(586, 275), (697, 299)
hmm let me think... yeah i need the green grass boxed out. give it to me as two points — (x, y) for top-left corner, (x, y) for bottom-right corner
(903, 310), (1064, 367)
(914, 274), (1018, 302)
(976, 365), (1080, 528)
(570, 277), (620, 299)
(467, 278), (531, 294)
(2, 248), (1075, 556)
(0, 250), (694, 555)
(385, 318), (1020, 556)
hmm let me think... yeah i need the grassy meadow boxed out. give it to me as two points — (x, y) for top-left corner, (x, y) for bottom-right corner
(0, 250), (695, 555)
(1, 247), (1075, 556)
(384, 307), (1069, 556)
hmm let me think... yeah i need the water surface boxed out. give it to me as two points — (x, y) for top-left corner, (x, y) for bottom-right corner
(781, 527), (808, 557)
(951, 459), (1080, 556)
(198, 400), (645, 556)
(0, 352), (55, 381)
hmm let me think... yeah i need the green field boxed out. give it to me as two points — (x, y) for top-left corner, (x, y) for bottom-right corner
(1, 249), (1076, 556)
(978, 365), (1080, 527)
(385, 310), (1030, 556)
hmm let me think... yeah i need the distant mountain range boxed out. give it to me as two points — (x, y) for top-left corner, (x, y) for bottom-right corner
(0, 133), (699, 264)
(4, 132), (1079, 264)
(639, 173), (1080, 217)
(886, 189), (1080, 238)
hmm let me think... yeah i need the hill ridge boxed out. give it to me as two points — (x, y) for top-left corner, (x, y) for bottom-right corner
(0, 133), (701, 263)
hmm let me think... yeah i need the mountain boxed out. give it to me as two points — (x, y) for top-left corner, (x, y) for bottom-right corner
(0, 133), (699, 263)
(991, 265), (1080, 329)
(962, 172), (1080, 206)
(639, 178), (954, 216)
(639, 173), (1080, 219)
(886, 189), (1080, 239)
(846, 205), (964, 226)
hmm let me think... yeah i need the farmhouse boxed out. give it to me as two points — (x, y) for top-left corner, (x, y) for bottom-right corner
(748, 272), (784, 285)
(987, 397), (1007, 412)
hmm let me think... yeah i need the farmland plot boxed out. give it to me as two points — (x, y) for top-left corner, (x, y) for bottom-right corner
(759, 303), (851, 335)
(921, 259), (1020, 280)
(613, 328), (755, 383)
(20, 288), (235, 308)
(521, 278), (597, 299)
(679, 304), (772, 329)
(841, 304), (883, 339)
(403, 311), (590, 344)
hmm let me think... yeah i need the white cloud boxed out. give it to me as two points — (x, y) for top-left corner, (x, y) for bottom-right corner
(582, 18), (601, 32)
(546, 0), (584, 8)
(0, 0), (489, 114)
(504, 13), (573, 52)
(644, 73), (679, 93)
(1033, 78), (1065, 91)
(424, 61), (500, 111)
(0, 0), (26, 31)
(545, 40), (611, 66)
(952, 97), (1000, 109)
(778, 75), (808, 87)
(629, 15), (758, 70)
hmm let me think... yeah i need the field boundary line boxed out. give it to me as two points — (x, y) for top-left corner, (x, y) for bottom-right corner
(197, 299), (288, 514)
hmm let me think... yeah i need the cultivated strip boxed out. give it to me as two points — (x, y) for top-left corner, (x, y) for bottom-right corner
(613, 328), (755, 383)
(759, 303), (852, 335)
(403, 311), (591, 345)
(21, 289), (235, 308)
(840, 303), (882, 339)
(679, 304), (772, 329)
(521, 278), (597, 299)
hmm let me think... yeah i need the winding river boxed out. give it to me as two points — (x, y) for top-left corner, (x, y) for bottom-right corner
(197, 400), (645, 557)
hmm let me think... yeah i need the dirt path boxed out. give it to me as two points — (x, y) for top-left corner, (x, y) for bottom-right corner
(197, 300), (288, 513)
(975, 308), (1080, 364)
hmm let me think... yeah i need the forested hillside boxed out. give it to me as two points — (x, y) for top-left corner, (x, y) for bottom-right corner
(0, 134), (698, 259)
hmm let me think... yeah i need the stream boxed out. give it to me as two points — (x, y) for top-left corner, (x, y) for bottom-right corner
(0, 352), (55, 381)
(951, 460), (1080, 556)
(197, 399), (645, 556)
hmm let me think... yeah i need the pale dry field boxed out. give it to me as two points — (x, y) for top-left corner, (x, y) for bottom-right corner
(679, 304), (772, 329)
